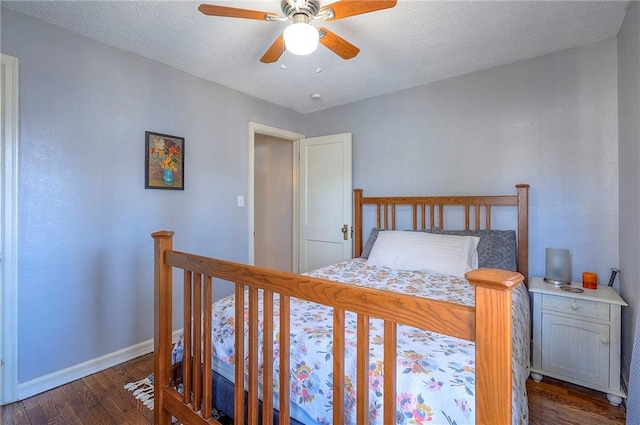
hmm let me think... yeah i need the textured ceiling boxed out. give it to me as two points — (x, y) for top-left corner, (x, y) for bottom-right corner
(2, 0), (630, 113)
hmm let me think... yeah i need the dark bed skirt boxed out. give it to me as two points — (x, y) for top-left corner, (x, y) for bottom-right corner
(211, 370), (307, 425)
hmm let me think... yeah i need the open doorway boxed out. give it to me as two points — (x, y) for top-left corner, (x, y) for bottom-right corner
(254, 134), (294, 271)
(248, 123), (304, 272)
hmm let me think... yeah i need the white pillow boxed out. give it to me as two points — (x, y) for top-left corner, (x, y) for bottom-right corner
(366, 230), (480, 277)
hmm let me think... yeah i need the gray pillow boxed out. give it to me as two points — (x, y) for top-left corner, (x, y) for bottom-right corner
(360, 227), (434, 259)
(360, 228), (383, 259)
(430, 228), (517, 271)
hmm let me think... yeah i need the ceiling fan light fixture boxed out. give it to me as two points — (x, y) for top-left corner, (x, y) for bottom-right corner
(283, 21), (319, 55)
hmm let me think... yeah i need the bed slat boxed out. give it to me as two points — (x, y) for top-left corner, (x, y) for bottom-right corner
(279, 295), (291, 425)
(464, 204), (470, 229)
(391, 204), (396, 230)
(429, 204), (435, 229)
(356, 314), (370, 425)
(248, 287), (259, 424)
(234, 283), (245, 425)
(262, 290), (274, 425)
(183, 270), (193, 407)
(486, 205), (491, 229)
(203, 275), (213, 419)
(193, 273), (203, 413)
(383, 321), (397, 425)
(384, 204), (389, 229)
(333, 308), (346, 424)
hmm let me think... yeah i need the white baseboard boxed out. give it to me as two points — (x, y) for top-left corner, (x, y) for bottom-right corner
(17, 330), (182, 401)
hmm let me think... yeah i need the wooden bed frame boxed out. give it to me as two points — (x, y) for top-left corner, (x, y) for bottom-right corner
(152, 183), (529, 425)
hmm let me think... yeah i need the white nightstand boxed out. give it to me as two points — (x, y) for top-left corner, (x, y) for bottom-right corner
(529, 276), (628, 406)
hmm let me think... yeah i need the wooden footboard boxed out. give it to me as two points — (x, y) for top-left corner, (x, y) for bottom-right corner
(152, 232), (523, 425)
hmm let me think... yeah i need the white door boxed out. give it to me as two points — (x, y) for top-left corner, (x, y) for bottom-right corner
(299, 133), (353, 273)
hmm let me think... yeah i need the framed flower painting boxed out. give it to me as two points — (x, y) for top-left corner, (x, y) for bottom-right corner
(145, 131), (185, 190)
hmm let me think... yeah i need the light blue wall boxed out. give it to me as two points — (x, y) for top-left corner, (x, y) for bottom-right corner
(1, 8), (304, 384)
(618, 0), (640, 390)
(306, 40), (619, 288)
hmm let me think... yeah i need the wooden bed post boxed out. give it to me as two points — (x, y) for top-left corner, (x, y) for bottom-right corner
(152, 231), (175, 425)
(516, 184), (529, 285)
(354, 188), (363, 257)
(466, 268), (523, 425)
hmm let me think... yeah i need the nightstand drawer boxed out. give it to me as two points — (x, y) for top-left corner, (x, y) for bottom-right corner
(542, 294), (609, 321)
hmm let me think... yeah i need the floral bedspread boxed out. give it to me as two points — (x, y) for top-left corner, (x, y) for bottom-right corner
(211, 258), (530, 425)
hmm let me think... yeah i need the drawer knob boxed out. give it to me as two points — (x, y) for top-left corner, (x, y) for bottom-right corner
(601, 337), (610, 345)
(571, 302), (579, 310)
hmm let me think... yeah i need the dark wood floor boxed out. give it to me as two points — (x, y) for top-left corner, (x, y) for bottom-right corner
(527, 375), (626, 425)
(1, 354), (152, 425)
(1, 353), (627, 424)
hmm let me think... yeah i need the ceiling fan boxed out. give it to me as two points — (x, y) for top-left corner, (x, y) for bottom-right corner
(198, 0), (397, 63)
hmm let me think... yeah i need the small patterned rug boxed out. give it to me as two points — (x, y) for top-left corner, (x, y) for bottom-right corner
(123, 336), (184, 423)
(123, 373), (155, 423)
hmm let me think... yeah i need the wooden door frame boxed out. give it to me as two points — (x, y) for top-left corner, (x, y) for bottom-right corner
(1, 54), (19, 405)
(248, 123), (304, 271)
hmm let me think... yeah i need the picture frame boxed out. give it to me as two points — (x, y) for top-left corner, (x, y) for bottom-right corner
(145, 131), (185, 190)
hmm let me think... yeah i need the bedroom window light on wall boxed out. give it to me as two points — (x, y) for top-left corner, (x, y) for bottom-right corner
(283, 14), (319, 55)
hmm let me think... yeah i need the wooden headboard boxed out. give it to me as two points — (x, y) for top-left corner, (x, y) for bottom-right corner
(353, 184), (530, 284)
